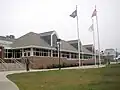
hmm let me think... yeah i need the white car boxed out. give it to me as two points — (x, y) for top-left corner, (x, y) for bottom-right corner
(115, 55), (120, 60)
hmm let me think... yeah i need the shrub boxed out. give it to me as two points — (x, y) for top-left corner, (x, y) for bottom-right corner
(39, 65), (44, 69)
(62, 62), (68, 67)
(52, 64), (59, 68)
(47, 64), (53, 69)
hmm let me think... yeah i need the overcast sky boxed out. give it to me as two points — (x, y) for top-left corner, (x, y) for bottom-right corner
(0, 0), (120, 51)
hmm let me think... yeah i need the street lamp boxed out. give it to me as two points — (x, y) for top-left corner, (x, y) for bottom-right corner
(56, 39), (61, 70)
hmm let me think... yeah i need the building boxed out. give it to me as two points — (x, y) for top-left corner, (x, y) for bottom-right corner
(104, 48), (116, 61)
(104, 49), (116, 56)
(83, 44), (94, 53)
(0, 31), (93, 68)
(67, 40), (93, 59)
(0, 35), (15, 49)
(0, 35), (15, 58)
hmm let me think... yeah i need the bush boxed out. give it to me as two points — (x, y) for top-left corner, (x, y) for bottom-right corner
(39, 65), (44, 69)
(75, 63), (79, 66)
(66, 64), (71, 67)
(52, 64), (55, 68)
(47, 64), (53, 69)
(62, 62), (68, 67)
(46, 63), (79, 69)
(52, 64), (60, 68)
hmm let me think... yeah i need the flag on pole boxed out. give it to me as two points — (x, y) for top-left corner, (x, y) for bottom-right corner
(88, 24), (94, 32)
(91, 9), (97, 17)
(70, 10), (77, 18)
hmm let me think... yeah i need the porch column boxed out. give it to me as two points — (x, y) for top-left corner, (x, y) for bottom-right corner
(12, 49), (13, 58)
(69, 53), (71, 59)
(6, 49), (8, 58)
(22, 48), (24, 57)
(30, 48), (33, 56)
(51, 50), (53, 57)
(14, 50), (15, 58)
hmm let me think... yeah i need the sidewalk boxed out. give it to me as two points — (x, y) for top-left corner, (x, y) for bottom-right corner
(0, 65), (105, 90)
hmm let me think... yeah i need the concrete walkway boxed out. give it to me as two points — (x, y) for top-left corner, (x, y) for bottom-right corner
(0, 65), (105, 90)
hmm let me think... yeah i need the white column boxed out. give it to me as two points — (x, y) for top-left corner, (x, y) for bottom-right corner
(30, 48), (33, 56)
(14, 50), (16, 58)
(6, 49), (8, 58)
(13, 50), (15, 58)
(22, 48), (24, 57)
(12, 49), (13, 58)
(69, 53), (71, 59)
(58, 51), (59, 58)
(51, 50), (53, 57)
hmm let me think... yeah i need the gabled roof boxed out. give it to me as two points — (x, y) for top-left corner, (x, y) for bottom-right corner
(40, 31), (55, 36)
(9, 31), (93, 54)
(67, 40), (82, 45)
(83, 44), (94, 53)
(60, 40), (78, 52)
(82, 46), (93, 54)
(11, 32), (51, 48)
(68, 40), (92, 54)
(83, 44), (93, 47)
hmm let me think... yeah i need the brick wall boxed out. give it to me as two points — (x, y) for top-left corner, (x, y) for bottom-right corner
(25, 56), (78, 69)
(3, 56), (104, 69)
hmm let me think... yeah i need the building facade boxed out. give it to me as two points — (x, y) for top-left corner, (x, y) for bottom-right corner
(0, 31), (94, 68)
(0, 31), (93, 59)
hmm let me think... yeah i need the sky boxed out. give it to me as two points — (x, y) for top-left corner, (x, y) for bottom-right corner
(0, 0), (120, 51)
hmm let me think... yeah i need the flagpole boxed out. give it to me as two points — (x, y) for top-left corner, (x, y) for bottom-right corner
(92, 18), (96, 66)
(95, 6), (101, 66)
(76, 5), (81, 67)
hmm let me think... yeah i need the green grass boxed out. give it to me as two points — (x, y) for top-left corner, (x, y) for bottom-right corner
(7, 64), (120, 90)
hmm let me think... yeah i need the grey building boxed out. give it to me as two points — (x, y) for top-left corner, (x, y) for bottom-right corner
(104, 49), (116, 60)
(0, 31), (93, 60)
(104, 49), (116, 56)
(68, 40), (93, 59)
(0, 35), (15, 49)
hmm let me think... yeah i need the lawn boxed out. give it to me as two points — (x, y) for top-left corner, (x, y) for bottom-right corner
(7, 64), (120, 90)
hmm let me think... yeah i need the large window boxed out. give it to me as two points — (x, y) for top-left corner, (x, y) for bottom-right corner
(70, 53), (78, 59)
(28, 52), (30, 56)
(4, 49), (22, 58)
(53, 50), (58, 57)
(61, 52), (70, 58)
(33, 48), (50, 57)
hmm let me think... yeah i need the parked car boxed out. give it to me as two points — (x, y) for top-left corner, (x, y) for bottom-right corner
(114, 55), (120, 60)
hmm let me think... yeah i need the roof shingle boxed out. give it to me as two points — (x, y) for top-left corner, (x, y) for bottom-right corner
(11, 32), (51, 48)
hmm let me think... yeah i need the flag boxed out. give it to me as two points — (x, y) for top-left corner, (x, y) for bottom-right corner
(89, 24), (94, 32)
(70, 9), (77, 18)
(91, 9), (97, 17)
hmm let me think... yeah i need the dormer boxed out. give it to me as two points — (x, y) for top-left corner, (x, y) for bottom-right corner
(40, 31), (59, 47)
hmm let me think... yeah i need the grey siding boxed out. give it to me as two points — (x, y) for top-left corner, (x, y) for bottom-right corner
(11, 32), (51, 48)
(41, 35), (51, 45)
(52, 34), (58, 47)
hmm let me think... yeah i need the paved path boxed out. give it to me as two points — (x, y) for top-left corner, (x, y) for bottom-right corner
(110, 61), (120, 64)
(0, 65), (105, 90)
